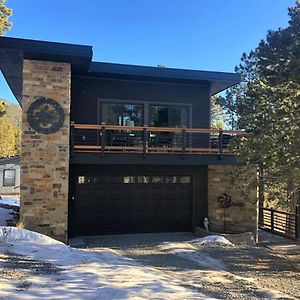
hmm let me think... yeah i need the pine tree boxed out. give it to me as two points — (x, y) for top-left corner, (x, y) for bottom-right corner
(223, 2), (300, 210)
(211, 95), (225, 129)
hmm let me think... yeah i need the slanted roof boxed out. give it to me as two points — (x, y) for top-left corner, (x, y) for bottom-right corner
(0, 36), (240, 106)
(89, 62), (240, 95)
(0, 37), (93, 105)
(0, 156), (20, 165)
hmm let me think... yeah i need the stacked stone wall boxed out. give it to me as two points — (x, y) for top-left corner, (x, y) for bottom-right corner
(20, 59), (71, 241)
(207, 165), (258, 236)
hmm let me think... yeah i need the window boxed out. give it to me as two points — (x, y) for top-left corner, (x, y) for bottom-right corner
(165, 176), (177, 184)
(108, 176), (123, 184)
(149, 105), (189, 127)
(179, 176), (191, 184)
(151, 176), (164, 183)
(3, 169), (16, 187)
(137, 176), (150, 183)
(78, 175), (107, 184)
(102, 103), (143, 126)
(77, 175), (191, 185)
(78, 176), (85, 184)
(78, 175), (93, 184)
(123, 176), (135, 184)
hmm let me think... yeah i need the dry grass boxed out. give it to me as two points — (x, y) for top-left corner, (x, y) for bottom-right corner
(15, 222), (24, 229)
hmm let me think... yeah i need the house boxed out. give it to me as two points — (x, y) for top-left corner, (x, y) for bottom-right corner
(0, 156), (20, 196)
(0, 37), (257, 242)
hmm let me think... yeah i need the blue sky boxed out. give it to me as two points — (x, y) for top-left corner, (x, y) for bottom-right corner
(0, 0), (296, 104)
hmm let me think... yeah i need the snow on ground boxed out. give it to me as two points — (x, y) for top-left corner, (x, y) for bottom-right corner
(0, 197), (20, 207)
(0, 227), (217, 299)
(157, 235), (233, 270)
(0, 208), (14, 226)
(189, 235), (233, 246)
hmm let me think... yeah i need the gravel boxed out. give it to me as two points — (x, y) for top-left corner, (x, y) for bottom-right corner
(1, 232), (298, 299)
(0, 251), (61, 281)
(85, 233), (300, 300)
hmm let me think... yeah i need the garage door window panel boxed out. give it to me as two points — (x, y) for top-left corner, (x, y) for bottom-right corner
(151, 176), (164, 184)
(123, 176), (135, 184)
(179, 176), (191, 183)
(137, 176), (150, 183)
(165, 176), (177, 184)
(108, 176), (123, 184)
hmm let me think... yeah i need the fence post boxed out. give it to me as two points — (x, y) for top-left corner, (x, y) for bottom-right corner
(296, 205), (300, 239)
(258, 206), (263, 226)
(270, 208), (274, 231)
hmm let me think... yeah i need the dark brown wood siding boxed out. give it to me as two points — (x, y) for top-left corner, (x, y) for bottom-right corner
(71, 76), (211, 129)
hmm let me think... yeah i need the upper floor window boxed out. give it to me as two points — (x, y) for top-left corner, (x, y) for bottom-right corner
(149, 105), (189, 127)
(101, 103), (143, 126)
(3, 169), (16, 187)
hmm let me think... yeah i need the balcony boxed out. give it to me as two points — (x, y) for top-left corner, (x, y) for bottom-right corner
(70, 123), (247, 159)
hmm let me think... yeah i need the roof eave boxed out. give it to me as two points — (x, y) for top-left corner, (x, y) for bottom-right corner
(89, 61), (241, 94)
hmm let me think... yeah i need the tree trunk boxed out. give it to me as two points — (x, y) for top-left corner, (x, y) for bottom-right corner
(258, 165), (265, 207)
(258, 165), (265, 223)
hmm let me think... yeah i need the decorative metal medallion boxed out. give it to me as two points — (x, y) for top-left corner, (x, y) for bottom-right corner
(27, 97), (65, 134)
(217, 193), (232, 209)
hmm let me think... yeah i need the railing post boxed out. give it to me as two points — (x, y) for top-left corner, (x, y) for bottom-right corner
(100, 126), (106, 156)
(296, 205), (300, 239)
(270, 208), (274, 231)
(182, 129), (186, 158)
(143, 126), (148, 157)
(218, 129), (223, 160)
(258, 206), (263, 226)
(70, 122), (74, 157)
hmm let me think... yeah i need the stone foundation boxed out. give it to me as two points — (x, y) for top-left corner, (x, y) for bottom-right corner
(207, 165), (258, 237)
(20, 59), (71, 242)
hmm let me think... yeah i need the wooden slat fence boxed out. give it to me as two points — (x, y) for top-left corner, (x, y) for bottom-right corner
(259, 206), (300, 239)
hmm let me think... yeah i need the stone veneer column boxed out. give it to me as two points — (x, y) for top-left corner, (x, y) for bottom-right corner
(207, 165), (258, 236)
(20, 60), (71, 242)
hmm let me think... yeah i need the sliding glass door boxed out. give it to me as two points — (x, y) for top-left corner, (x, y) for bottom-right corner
(149, 105), (189, 127)
(101, 103), (143, 126)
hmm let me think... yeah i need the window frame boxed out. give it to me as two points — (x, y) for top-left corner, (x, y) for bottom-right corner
(3, 169), (16, 187)
(99, 99), (145, 126)
(148, 104), (191, 128)
(97, 98), (192, 128)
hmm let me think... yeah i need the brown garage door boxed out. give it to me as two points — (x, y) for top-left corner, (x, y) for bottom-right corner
(73, 174), (193, 235)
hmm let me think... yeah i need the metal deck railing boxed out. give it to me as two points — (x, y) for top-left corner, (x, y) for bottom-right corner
(70, 123), (248, 158)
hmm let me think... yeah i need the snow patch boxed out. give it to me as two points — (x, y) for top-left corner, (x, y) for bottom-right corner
(0, 227), (216, 299)
(158, 241), (226, 270)
(0, 197), (20, 207)
(157, 235), (232, 270)
(189, 235), (233, 246)
(159, 241), (196, 253)
(0, 226), (61, 245)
